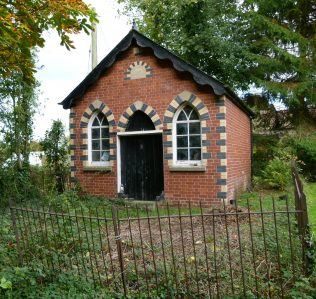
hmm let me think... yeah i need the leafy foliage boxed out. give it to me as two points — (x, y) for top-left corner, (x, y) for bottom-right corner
(0, 0), (97, 83)
(292, 133), (316, 181)
(41, 120), (69, 193)
(119, 0), (316, 120)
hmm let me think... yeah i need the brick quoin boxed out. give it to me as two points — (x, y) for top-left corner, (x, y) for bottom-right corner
(65, 33), (253, 207)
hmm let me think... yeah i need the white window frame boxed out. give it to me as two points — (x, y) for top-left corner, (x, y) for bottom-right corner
(88, 112), (111, 167)
(172, 104), (202, 166)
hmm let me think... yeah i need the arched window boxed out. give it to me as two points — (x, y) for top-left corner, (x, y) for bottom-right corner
(174, 105), (201, 162)
(89, 112), (110, 164)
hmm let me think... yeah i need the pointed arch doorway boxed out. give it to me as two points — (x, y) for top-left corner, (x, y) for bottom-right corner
(117, 111), (164, 201)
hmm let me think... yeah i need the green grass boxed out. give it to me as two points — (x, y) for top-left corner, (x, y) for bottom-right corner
(304, 181), (316, 233)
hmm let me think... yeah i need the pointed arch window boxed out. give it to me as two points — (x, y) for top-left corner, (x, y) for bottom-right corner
(174, 105), (201, 163)
(89, 112), (110, 164)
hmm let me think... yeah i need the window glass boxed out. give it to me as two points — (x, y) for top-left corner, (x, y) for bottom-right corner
(175, 106), (201, 162)
(177, 149), (188, 160)
(176, 123), (188, 135)
(91, 112), (110, 162)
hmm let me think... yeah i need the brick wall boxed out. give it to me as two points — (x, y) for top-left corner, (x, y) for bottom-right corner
(69, 46), (250, 205)
(226, 97), (252, 201)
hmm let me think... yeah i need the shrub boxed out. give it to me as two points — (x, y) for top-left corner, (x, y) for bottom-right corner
(293, 134), (316, 181)
(261, 157), (292, 190)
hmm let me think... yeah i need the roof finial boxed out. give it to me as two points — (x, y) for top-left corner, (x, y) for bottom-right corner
(132, 19), (138, 30)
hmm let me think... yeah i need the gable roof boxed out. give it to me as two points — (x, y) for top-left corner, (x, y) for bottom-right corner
(59, 29), (254, 117)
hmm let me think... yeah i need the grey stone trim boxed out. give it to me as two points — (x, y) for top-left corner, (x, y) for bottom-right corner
(69, 145), (76, 150)
(163, 141), (172, 147)
(105, 110), (112, 117)
(217, 192), (227, 198)
(217, 165), (227, 172)
(217, 152), (226, 159)
(163, 116), (173, 123)
(110, 132), (117, 137)
(118, 101), (162, 132)
(110, 144), (117, 149)
(80, 155), (88, 161)
(123, 112), (130, 119)
(124, 61), (153, 80)
(196, 102), (205, 110)
(89, 104), (95, 111)
(215, 99), (225, 106)
(202, 153), (211, 159)
(202, 140), (211, 146)
(216, 113), (226, 120)
(109, 155), (116, 160)
(153, 119), (162, 126)
(169, 165), (206, 172)
(163, 129), (172, 135)
(148, 110), (156, 118)
(80, 144), (88, 150)
(216, 126), (226, 133)
(164, 153), (173, 160)
(83, 165), (112, 172)
(70, 177), (78, 183)
(80, 122), (88, 128)
(99, 103), (105, 111)
(188, 94), (197, 103)
(71, 155), (76, 161)
(200, 113), (210, 120)
(175, 95), (183, 105)
(141, 103), (148, 111)
(70, 134), (76, 139)
(216, 139), (226, 146)
(83, 112), (90, 119)
(70, 112), (76, 118)
(167, 105), (177, 113)
(217, 179), (227, 185)
(202, 127), (211, 133)
(130, 104), (137, 112)
(118, 121), (127, 128)
(70, 166), (76, 171)
(80, 133), (88, 139)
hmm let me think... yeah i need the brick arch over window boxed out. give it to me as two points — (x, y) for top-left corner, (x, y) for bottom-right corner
(78, 100), (116, 168)
(117, 101), (163, 132)
(163, 91), (211, 164)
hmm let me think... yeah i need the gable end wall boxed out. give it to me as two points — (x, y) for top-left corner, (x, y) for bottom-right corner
(69, 47), (251, 206)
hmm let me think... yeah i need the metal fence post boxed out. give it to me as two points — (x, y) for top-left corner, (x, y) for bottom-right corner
(291, 162), (312, 275)
(112, 206), (127, 296)
(9, 199), (23, 265)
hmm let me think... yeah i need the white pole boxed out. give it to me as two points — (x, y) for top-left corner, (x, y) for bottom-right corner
(91, 22), (98, 69)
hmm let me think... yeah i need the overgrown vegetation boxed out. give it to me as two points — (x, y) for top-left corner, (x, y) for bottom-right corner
(1, 192), (316, 298)
(41, 120), (70, 193)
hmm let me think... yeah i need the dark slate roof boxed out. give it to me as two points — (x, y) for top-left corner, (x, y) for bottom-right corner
(59, 29), (254, 117)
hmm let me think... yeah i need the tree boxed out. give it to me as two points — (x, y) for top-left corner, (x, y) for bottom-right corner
(41, 120), (69, 193)
(0, 0), (97, 203)
(0, 0), (97, 83)
(119, 0), (315, 123)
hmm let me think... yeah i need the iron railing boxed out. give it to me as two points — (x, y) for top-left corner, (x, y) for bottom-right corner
(10, 193), (307, 298)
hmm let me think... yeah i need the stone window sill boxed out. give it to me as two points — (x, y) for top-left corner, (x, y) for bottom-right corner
(83, 165), (112, 172)
(169, 164), (206, 172)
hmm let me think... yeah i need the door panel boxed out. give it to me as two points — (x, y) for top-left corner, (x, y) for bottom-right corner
(121, 134), (164, 201)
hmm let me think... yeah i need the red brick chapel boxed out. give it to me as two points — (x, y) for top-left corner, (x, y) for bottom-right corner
(60, 28), (254, 206)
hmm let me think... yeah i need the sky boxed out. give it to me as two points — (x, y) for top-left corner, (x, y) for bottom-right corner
(34, 0), (130, 139)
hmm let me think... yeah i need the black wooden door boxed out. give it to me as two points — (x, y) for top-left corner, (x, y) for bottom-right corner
(121, 134), (164, 201)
